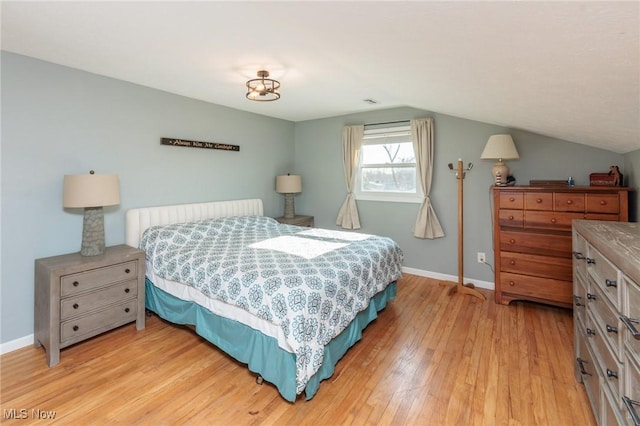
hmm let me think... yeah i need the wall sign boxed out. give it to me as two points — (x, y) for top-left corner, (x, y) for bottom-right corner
(161, 138), (240, 152)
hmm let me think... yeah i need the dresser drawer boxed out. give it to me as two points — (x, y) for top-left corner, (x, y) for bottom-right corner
(524, 211), (583, 231)
(602, 384), (625, 426)
(578, 331), (601, 421)
(587, 280), (623, 361)
(623, 353), (640, 426)
(501, 252), (572, 281)
(554, 193), (585, 212)
(499, 192), (523, 209)
(60, 299), (138, 344)
(590, 311), (624, 402)
(61, 261), (138, 296)
(587, 245), (621, 310)
(623, 275), (640, 365)
(525, 192), (553, 211)
(501, 230), (571, 257)
(574, 273), (588, 326)
(500, 272), (572, 304)
(60, 280), (138, 320)
(586, 193), (620, 214)
(498, 209), (524, 228)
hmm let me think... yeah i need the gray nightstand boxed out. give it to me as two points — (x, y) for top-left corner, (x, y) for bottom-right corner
(274, 215), (314, 227)
(34, 244), (145, 366)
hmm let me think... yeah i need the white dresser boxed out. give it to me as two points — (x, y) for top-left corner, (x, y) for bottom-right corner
(573, 220), (640, 425)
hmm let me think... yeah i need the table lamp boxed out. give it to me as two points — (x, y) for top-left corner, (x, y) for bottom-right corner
(63, 171), (120, 256)
(480, 134), (520, 185)
(275, 174), (302, 219)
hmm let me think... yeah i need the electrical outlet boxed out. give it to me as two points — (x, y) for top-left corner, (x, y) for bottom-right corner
(477, 252), (486, 263)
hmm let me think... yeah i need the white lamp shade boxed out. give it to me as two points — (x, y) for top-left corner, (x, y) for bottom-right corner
(276, 175), (302, 194)
(480, 135), (520, 161)
(63, 173), (120, 208)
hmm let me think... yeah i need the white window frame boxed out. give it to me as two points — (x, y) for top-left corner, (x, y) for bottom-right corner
(354, 125), (423, 203)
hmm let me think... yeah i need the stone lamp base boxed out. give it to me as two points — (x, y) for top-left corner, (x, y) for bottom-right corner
(283, 193), (296, 219)
(81, 206), (106, 256)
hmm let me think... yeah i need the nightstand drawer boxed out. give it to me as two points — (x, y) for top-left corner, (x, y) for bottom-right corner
(60, 299), (137, 344)
(60, 280), (138, 320)
(61, 261), (138, 296)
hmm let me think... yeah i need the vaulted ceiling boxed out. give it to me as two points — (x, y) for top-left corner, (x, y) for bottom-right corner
(2, 1), (638, 153)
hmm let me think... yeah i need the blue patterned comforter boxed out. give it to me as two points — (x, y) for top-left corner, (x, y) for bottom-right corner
(140, 216), (403, 395)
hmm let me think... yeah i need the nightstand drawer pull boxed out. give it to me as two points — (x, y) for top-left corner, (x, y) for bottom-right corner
(125, 268), (130, 274)
(621, 315), (640, 340)
(125, 308), (130, 313)
(622, 396), (640, 426)
(73, 325), (79, 332)
(125, 288), (130, 293)
(73, 281), (79, 287)
(606, 324), (618, 334)
(605, 279), (617, 288)
(606, 368), (618, 379)
(73, 303), (79, 309)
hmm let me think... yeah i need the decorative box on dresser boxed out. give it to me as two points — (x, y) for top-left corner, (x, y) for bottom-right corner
(274, 214), (314, 227)
(492, 186), (631, 308)
(34, 245), (145, 367)
(573, 220), (640, 426)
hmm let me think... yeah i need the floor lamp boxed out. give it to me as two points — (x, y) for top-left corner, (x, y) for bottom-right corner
(447, 159), (486, 301)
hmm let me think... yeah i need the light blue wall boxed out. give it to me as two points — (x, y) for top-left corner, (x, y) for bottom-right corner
(1, 52), (295, 344)
(624, 148), (640, 221)
(293, 107), (626, 284)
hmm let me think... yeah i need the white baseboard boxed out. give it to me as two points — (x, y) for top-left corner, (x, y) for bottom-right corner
(0, 269), (492, 356)
(1, 333), (34, 355)
(402, 267), (495, 291)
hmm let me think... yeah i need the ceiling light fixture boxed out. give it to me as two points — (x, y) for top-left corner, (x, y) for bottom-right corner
(246, 70), (280, 102)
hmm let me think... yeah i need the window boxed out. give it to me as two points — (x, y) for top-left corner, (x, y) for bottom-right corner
(354, 125), (423, 203)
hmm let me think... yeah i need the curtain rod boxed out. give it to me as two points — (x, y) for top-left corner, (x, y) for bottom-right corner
(363, 120), (410, 127)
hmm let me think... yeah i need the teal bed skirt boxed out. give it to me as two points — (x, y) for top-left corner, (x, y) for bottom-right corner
(145, 279), (397, 402)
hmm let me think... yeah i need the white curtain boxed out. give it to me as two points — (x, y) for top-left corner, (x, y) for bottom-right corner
(336, 125), (364, 229)
(411, 118), (444, 239)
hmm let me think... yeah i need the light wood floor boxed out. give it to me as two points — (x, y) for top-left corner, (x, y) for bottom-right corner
(1, 274), (595, 425)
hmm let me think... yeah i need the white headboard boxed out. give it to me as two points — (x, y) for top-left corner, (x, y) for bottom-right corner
(125, 198), (264, 248)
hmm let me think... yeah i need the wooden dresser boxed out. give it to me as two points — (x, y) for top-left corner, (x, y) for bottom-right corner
(573, 220), (640, 425)
(492, 186), (630, 308)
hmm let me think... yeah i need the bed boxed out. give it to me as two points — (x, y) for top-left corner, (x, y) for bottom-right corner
(125, 198), (403, 402)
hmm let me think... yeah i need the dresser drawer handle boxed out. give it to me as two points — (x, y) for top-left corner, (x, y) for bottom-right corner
(125, 268), (131, 274)
(125, 307), (130, 313)
(550, 218), (557, 224)
(73, 325), (79, 332)
(622, 396), (640, 425)
(509, 260), (516, 265)
(73, 303), (79, 310)
(125, 288), (130, 293)
(572, 251), (586, 260)
(621, 315), (640, 340)
(566, 200), (573, 205)
(605, 279), (617, 288)
(586, 327), (596, 336)
(586, 258), (595, 265)
(509, 238), (516, 244)
(599, 200), (607, 206)
(508, 281), (515, 287)
(508, 215), (514, 220)
(606, 368), (618, 379)
(73, 281), (79, 287)
(536, 198), (542, 203)
(509, 197), (515, 202)
(606, 324), (618, 334)
(576, 357), (592, 376)
(587, 293), (596, 300)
